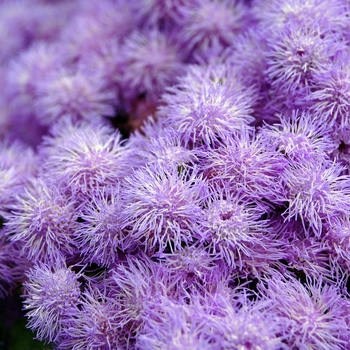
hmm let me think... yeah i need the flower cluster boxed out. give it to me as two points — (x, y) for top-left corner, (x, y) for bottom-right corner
(1, 0), (350, 349)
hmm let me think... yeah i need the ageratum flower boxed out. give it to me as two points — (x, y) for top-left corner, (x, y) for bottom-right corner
(39, 117), (132, 197)
(160, 64), (255, 147)
(252, 0), (349, 31)
(23, 263), (81, 343)
(134, 126), (198, 171)
(6, 178), (78, 263)
(122, 165), (207, 253)
(5, 42), (66, 115)
(60, 0), (135, 63)
(202, 128), (287, 204)
(34, 68), (115, 126)
(57, 285), (123, 350)
(309, 61), (350, 130)
(176, 0), (250, 58)
(258, 273), (350, 349)
(136, 296), (220, 350)
(283, 161), (350, 236)
(200, 181), (284, 271)
(258, 110), (334, 166)
(119, 28), (184, 105)
(0, 234), (26, 298)
(265, 20), (343, 95)
(74, 185), (130, 267)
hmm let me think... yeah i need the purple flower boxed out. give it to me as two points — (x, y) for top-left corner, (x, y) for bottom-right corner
(34, 68), (115, 126)
(74, 185), (130, 267)
(265, 20), (343, 95)
(133, 126), (198, 171)
(59, 0), (135, 63)
(0, 233), (27, 298)
(136, 296), (220, 350)
(258, 272), (350, 349)
(282, 161), (350, 236)
(119, 29), (185, 105)
(309, 61), (350, 130)
(159, 64), (255, 147)
(202, 128), (287, 204)
(176, 0), (250, 58)
(23, 262), (81, 343)
(6, 178), (79, 263)
(57, 285), (123, 350)
(122, 165), (207, 254)
(258, 110), (334, 165)
(252, 0), (349, 31)
(200, 181), (284, 271)
(39, 117), (132, 196)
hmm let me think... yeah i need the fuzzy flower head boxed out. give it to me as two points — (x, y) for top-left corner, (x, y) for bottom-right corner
(120, 29), (184, 105)
(0, 234), (27, 298)
(23, 263), (81, 343)
(5, 43), (66, 114)
(265, 20), (342, 94)
(202, 129), (287, 204)
(6, 178), (78, 263)
(258, 273), (349, 349)
(136, 297), (220, 350)
(258, 110), (334, 165)
(176, 0), (250, 58)
(74, 185), (129, 267)
(122, 165), (207, 253)
(309, 61), (350, 130)
(134, 126), (198, 171)
(39, 117), (132, 197)
(34, 68), (115, 126)
(283, 162), (350, 236)
(200, 182), (280, 270)
(57, 285), (123, 350)
(160, 64), (255, 147)
(252, 0), (349, 31)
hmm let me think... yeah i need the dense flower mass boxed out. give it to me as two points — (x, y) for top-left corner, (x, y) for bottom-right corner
(2, 0), (350, 349)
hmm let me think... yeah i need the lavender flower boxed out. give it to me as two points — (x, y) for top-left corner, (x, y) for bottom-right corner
(23, 262), (81, 343)
(258, 110), (334, 165)
(57, 285), (122, 350)
(265, 20), (343, 96)
(200, 181), (284, 271)
(202, 128), (287, 204)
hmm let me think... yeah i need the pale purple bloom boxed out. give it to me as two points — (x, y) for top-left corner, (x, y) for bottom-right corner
(39, 117), (132, 196)
(159, 64), (255, 147)
(200, 181), (285, 271)
(122, 165), (207, 254)
(282, 161), (350, 236)
(258, 110), (335, 165)
(74, 185), (130, 267)
(6, 178), (79, 263)
(119, 29), (185, 105)
(34, 68), (115, 126)
(23, 262), (81, 343)
(259, 272), (350, 349)
(57, 285), (123, 350)
(175, 0), (250, 58)
(202, 128), (287, 204)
